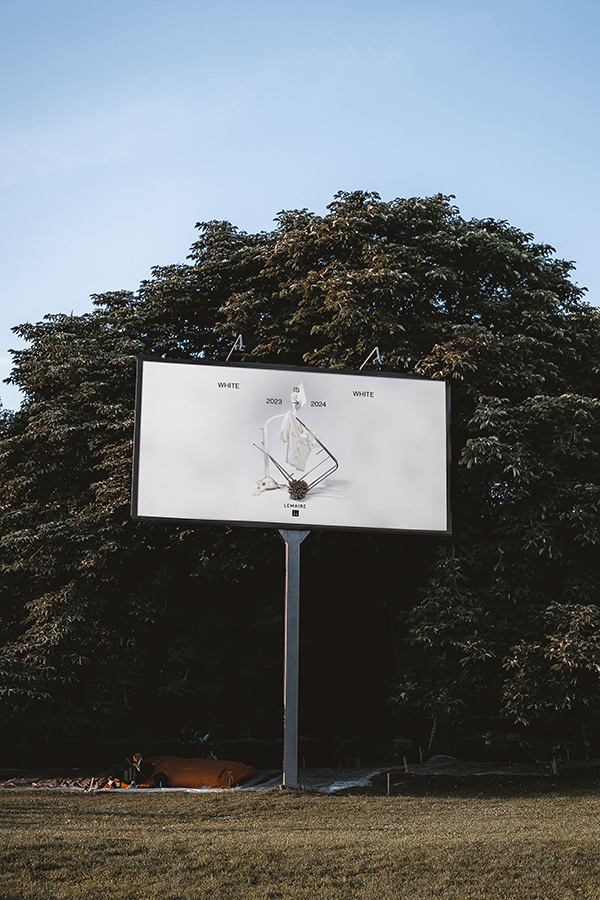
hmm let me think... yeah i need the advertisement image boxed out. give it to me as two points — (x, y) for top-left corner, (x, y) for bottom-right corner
(132, 359), (450, 534)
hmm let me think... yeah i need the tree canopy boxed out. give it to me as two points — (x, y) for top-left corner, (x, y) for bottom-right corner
(1, 191), (600, 763)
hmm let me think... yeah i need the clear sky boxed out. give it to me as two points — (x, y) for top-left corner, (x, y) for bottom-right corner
(1, 0), (599, 410)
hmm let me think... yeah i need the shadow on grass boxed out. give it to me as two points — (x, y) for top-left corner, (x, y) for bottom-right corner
(343, 767), (600, 799)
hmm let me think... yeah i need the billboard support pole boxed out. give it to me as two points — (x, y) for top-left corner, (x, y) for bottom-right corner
(279, 529), (310, 787)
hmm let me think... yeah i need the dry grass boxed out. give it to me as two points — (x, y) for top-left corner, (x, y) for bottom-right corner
(2, 782), (600, 898)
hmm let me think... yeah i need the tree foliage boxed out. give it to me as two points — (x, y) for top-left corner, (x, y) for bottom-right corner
(1, 191), (600, 760)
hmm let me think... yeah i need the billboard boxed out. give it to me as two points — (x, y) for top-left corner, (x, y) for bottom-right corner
(131, 358), (450, 534)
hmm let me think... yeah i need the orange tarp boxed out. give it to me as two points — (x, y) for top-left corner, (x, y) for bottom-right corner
(141, 755), (255, 789)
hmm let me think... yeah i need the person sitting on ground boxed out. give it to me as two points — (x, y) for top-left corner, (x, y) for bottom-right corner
(123, 752), (154, 787)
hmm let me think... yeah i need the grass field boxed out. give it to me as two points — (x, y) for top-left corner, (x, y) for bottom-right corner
(3, 778), (600, 899)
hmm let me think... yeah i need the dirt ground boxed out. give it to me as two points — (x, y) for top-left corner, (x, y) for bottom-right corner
(2, 754), (597, 793)
(0, 763), (382, 793)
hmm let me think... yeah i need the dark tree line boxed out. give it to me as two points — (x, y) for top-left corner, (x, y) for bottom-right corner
(1, 191), (600, 765)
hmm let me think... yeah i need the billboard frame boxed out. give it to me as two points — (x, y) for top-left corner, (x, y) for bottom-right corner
(131, 356), (452, 537)
(131, 355), (452, 787)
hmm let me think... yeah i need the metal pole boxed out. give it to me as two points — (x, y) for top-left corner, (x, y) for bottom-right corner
(279, 529), (310, 787)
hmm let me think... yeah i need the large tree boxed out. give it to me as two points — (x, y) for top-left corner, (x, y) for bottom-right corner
(1, 191), (599, 762)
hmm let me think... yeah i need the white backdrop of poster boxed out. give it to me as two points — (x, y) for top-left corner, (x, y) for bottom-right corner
(132, 359), (450, 534)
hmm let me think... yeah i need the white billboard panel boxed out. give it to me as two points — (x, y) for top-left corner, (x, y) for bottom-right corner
(132, 359), (450, 534)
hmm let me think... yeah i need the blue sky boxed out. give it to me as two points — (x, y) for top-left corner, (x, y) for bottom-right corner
(1, 0), (599, 410)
